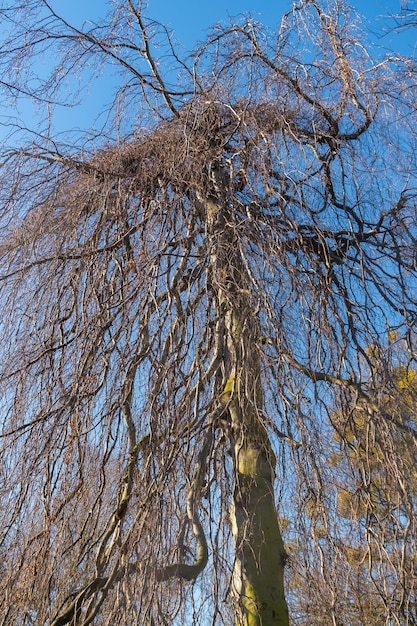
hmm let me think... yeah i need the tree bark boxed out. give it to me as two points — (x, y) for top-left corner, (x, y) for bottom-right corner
(207, 181), (289, 625)
(221, 322), (289, 626)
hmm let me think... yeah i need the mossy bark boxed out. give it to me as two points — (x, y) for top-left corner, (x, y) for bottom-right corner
(222, 367), (289, 626)
(207, 186), (289, 625)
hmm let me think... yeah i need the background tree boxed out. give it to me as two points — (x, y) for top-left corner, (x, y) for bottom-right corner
(0, 0), (416, 624)
(286, 335), (417, 624)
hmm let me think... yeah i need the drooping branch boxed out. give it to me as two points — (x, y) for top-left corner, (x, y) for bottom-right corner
(155, 426), (212, 582)
(0, 2), (416, 625)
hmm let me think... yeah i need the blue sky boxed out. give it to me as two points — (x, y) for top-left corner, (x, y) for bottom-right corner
(51, 0), (417, 50)
(54, 0), (416, 53)
(147, 0), (414, 52)
(8, 0), (417, 138)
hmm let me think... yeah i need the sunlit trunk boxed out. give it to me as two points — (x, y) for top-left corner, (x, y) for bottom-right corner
(221, 316), (289, 626)
(208, 185), (289, 626)
(231, 435), (289, 626)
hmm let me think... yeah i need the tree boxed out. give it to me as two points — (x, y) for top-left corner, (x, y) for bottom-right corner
(287, 336), (417, 624)
(395, 2), (417, 28)
(0, 0), (416, 624)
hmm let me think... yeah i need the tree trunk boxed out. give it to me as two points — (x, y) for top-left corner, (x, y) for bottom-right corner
(231, 436), (289, 626)
(207, 182), (289, 626)
(221, 318), (289, 626)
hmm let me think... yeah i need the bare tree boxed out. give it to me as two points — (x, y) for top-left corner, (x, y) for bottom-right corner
(0, 1), (416, 624)
(395, 1), (417, 27)
(287, 335), (417, 624)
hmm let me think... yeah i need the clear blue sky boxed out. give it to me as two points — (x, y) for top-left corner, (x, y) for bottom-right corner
(148, 0), (414, 53)
(54, 0), (415, 53)
(10, 0), (417, 138)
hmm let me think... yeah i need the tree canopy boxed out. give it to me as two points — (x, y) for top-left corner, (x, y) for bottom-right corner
(0, 1), (416, 624)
